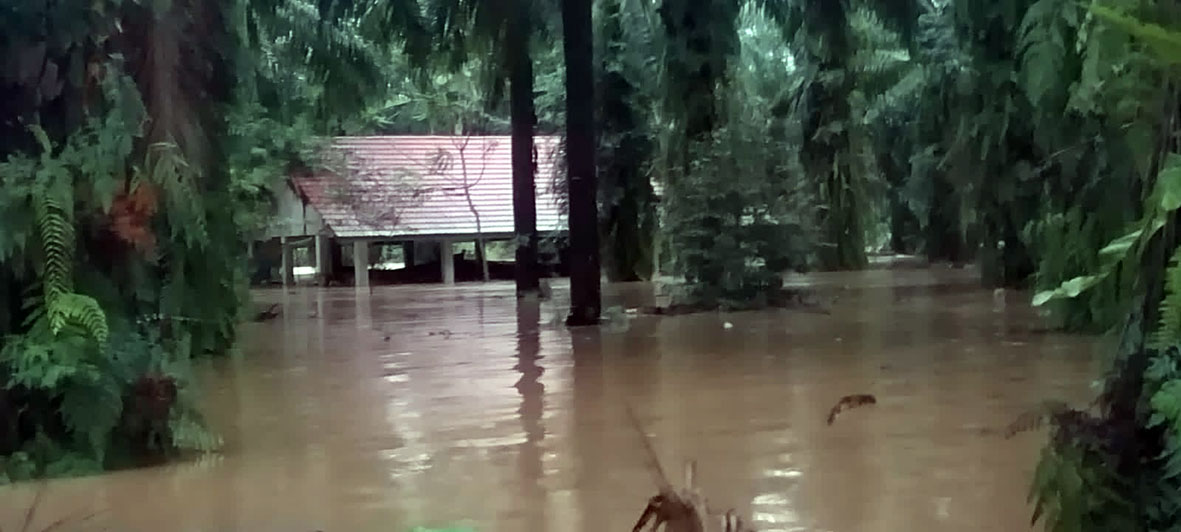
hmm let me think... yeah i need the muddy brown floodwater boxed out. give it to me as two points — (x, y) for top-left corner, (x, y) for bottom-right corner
(0, 266), (1104, 532)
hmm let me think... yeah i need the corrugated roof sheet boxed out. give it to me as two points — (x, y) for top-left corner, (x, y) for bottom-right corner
(293, 136), (566, 239)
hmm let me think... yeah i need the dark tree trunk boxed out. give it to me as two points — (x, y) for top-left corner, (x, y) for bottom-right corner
(925, 173), (963, 263)
(658, 0), (728, 143)
(509, 1), (540, 296)
(879, 142), (918, 255)
(563, 0), (600, 326)
(797, 4), (866, 271)
(889, 194), (917, 254)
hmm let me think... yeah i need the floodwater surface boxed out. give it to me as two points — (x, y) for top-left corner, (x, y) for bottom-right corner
(0, 266), (1103, 532)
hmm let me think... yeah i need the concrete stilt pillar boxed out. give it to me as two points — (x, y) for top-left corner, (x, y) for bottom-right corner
(315, 234), (331, 286)
(281, 237), (294, 287)
(475, 238), (489, 282)
(653, 236), (661, 278)
(353, 240), (370, 289)
(440, 239), (455, 285)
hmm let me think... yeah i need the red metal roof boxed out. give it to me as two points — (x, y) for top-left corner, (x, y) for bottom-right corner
(292, 136), (565, 239)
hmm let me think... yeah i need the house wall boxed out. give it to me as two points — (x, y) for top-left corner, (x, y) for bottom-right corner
(262, 183), (327, 239)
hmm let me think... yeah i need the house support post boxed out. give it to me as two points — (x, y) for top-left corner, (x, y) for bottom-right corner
(441, 239), (455, 286)
(353, 240), (370, 289)
(281, 236), (294, 287)
(315, 234), (332, 286)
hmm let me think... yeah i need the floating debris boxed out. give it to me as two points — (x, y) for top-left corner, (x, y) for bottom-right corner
(826, 394), (877, 425)
(252, 303), (281, 322)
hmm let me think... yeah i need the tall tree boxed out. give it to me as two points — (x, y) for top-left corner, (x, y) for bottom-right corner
(563, 0), (600, 325)
(657, 0), (740, 294)
(659, 0), (739, 145)
(429, 0), (547, 295)
(508, 1), (541, 296)
(596, 0), (658, 282)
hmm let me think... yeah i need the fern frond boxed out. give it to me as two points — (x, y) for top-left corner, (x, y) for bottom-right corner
(864, 65), (927, 125)
(32, 186), (75, 302)
(1151, 248), (1181, 349)
(49, 294), (110, 346)
(849, 49), (910, 76)
(139, 142), (208, 248)
(28, 155), (109, 345)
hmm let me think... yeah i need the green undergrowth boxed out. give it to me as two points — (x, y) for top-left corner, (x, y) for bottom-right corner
(0, 1), (247, 483)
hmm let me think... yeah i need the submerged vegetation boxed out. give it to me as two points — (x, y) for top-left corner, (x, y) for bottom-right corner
(2, 0), (1181, 529)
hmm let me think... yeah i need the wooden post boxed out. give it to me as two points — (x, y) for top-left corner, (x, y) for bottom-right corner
(353, 240), (369, 289)
(441, 239), (456, 285)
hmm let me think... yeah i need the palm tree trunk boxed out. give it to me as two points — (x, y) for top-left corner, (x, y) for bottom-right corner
(509, 0), (540, 296)
(563, 0), (600, 325)
(926, 173), (962, 263)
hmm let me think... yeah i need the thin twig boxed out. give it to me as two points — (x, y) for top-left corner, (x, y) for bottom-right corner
(19, 485), (45, 532)
(625, 402), (671, 492)
(39, 508), (102, 532)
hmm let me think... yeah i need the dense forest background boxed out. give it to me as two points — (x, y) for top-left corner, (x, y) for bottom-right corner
(2, 0), (1181, 529)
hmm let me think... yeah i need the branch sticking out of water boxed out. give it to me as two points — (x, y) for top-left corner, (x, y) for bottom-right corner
(625, 403), (671, 492)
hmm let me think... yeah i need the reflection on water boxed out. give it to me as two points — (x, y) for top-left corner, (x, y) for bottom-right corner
(0, 267), (1101, 531)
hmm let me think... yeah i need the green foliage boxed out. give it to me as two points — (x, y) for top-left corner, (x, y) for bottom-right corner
(1034, 153), (1181, 310)
(596, 0), (659, 282)
(1090, 5), (1181, 66)
(0, 452), (36, 484)
(1017, 0), (1079, 112)
(1152, 249), (1181, 350)
(0, 0), (246, 481)
(1140, 342), (1181, 526)
(663, 123), (814, 305)
(1020, 5), (1181, 531)
(0, 320), (221, 480)
(1028, 441), (1137, 532)
(242, 0), (430, 132)
(789, 1), (867, 269)
(654, 1), (817, 302)
(1025, 207), (1128, 330)
(657, 0), (741, 142)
